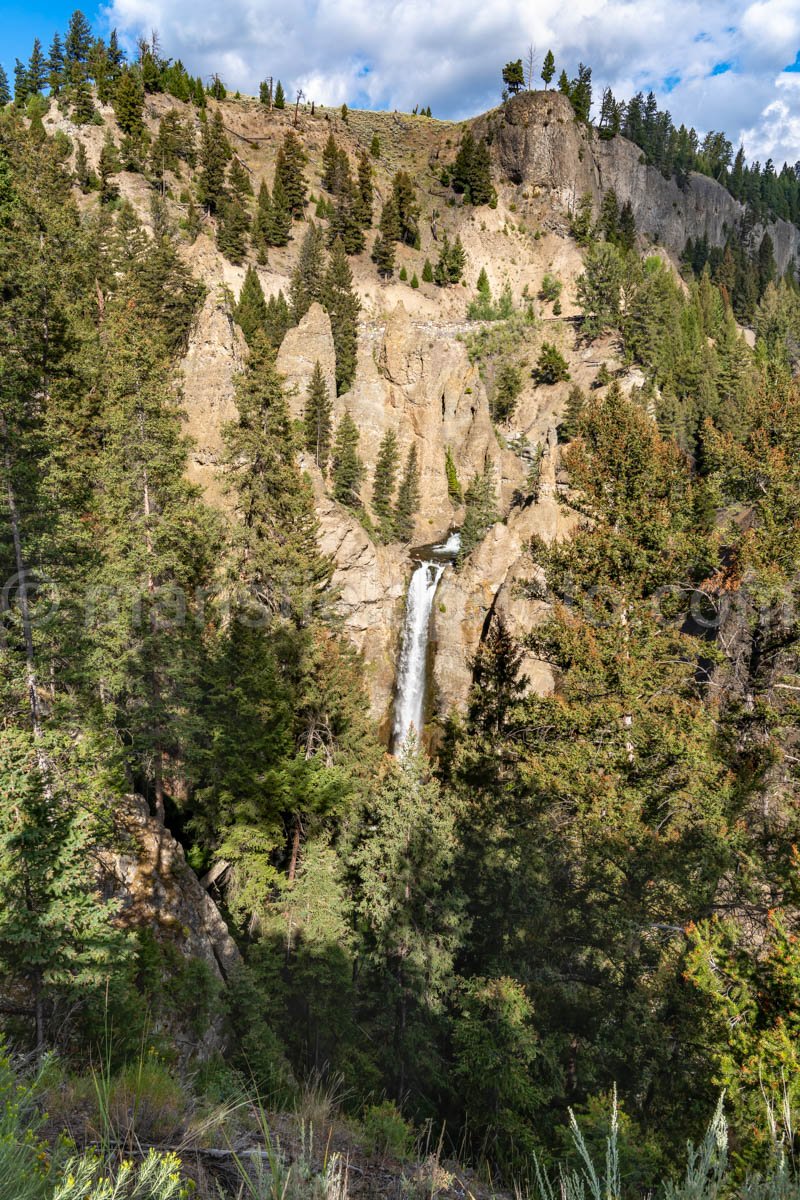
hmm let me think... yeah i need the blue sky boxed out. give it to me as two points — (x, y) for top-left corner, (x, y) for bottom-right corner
(1, 0), (799, 166)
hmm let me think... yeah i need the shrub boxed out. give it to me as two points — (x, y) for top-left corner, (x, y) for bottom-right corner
(539, 272), (563, 303)
(535, 341), (570, 384)
(362, 1100), (414, 1158)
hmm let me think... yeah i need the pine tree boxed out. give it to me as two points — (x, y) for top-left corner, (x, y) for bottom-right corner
(65, 9), (93, 85)
(391, 170), (420, 246)
(392, 445), (420, 542)
(322, 131), (341, 191)
(235, 266), (268, 346)
(274, 79), (285, 108)
(252, 180), (272, 262)
(275, 130), (307, 218)
(223, 336), (332, 619)
(541, 49), (555, 87)
(113, 68), (145, 138)
(304, 360), (333, 470)
(355, 150), (373, 227)
(371, 429), (400, 539)
(422, 258), (434, 283)
(229, 155), (253, 201)
(71, 77), (95, 124)
(0, 65), (9, 106)
(451, 130), (494, 206)
(98, 134), (120, 202)
(13, 59), (29, 107)
(47, 33), (65, 95)
(264, 290), (292, 349)
(559, 384), (586, 440)
(457, 465), (498, 563)
(332, 410), (364, 508)
(267, 170), (292, 245)
(372, 199), (400, 277)
(434, 234), (466, 285)
(197, 109), (232, 213)
(370, 133), (381, 158)
(0, 732), (132, 1053)
(324, 238), (360, 394)
(328, 173), (366, 255)
(217, 196), (249, 264)
(502, 59), (525, 95)
(26, 39), (47, 95)
(290, 222), (327, 322)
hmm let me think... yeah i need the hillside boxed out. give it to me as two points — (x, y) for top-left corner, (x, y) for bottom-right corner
(3, 37), (800, 1200)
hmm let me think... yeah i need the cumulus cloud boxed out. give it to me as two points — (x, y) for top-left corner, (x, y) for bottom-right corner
(101, 0), (800, 163)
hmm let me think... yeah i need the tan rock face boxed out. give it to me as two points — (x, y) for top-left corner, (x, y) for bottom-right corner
(181, 289), (247, 506)
(275, 302), (337, 417)
(100, 795), (240, 1059)
(432, 433), (576, 713)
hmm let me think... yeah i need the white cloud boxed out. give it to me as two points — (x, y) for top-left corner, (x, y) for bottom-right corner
(101, 0), (800, 163)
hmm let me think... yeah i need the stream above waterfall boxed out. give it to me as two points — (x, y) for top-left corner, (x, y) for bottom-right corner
(391, 531), (460, 754)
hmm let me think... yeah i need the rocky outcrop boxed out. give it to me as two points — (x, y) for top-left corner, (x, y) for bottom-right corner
(312, 485), (409, 728)
(432, 431), (576, 712)
(100, 795), (240, 1058)
(483, 91), (800, 274)
(181, 287), (247, 505)
(275, 302), (337, 416)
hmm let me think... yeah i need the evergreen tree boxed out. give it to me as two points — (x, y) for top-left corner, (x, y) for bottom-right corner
(371, 429), (400, 539)
(264, 290), (292, 349)
(321, 131), (341, 191)
(559, 383), (586, 440)
(457, 465), (498, 563)
(0, 733), (132, 1052)
(71, 77), (95, 124)
(434, 234), (466, 285)
(98, 133), (120, 202)
(47, 33), (65, 95)
(323, 237), (360, 394)
(372, 199), (400, 277)
(251, 179), (272, 262)
(534, 341), (570, 383)
(274, 79), (285, 108)
(422, 257), (434, 283)
(0, 65), (9, 106)
(502, 59), (524, 95)
(267, 170), (292, 245)
(331, 410), (364, 508)
(26, 39), (47, 95)
(576, 241), (625, 337)
(235, 266), (268, 346)
(64, 9), (93, 85)
(304, 360), (333, 470)
(197, 108), (232, 213)
(392, 445), (420, 542)
(290, 222), (327, 322)
(275, 130), (307, 218)
(451, 130), (495, 205)
(217, 195), (249, 263)
(13, 59), (29, 107)
(541, 49), (555, 87)
(228, 155), (253, 201)
(355, 150), (373, 226)
(370, 133), (381, 158)
(113, 68), (145, 138)
(391, 170), (420, 246)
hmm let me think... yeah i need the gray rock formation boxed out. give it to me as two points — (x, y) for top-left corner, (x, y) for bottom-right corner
(483, 91), (800, 274)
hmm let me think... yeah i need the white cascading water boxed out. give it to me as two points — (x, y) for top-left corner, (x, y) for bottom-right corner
(392, 532), (460, 753)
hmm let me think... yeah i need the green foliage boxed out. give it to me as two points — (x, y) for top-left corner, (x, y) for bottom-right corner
(570, 192), (594, 245)
(502, 59), (525, 95)
(457, 464), (498, 564)
(539, 272), (562, 303)
(275, 130), (308, 218)
(392, 445), (420, 543)
(362, 1100), (414, 1158)
(576, 241), (626, 338)
(218, 193), (251, 261)
(303, 360), (333, 471)
(370, 133), (381, 158)
(422, 257), (433, 283)
(323, 237), (360, 394)
(197, 108), (231, 213)
(274, 79), (285, 108)
(492, 358), (523, 421)
(451, 129), (495, 206)
(371, 429), (400, 540)
(234, 265), (268, 346)
(445, 445), (463, 503)
(434, 233), (466, 286)
(112, 69), (144, 138)
(332, 410), (365, 509)
(534, 341), (570, 383)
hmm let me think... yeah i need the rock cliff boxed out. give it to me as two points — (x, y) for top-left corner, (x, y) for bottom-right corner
(481, 91), (800, 274)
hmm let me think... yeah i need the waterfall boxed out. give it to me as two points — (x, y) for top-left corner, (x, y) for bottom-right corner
(392, 532), (460, 753)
